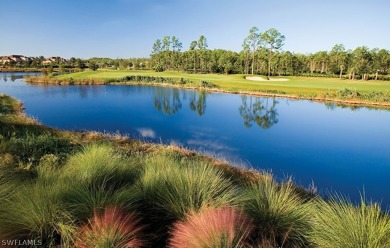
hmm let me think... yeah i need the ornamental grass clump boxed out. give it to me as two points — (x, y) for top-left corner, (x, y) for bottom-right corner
(60, 144), (141, 221)
(0, 181), (75, 247)
(64, 143), (140, 189)
(169, 207), (254, 248)
(75, 206), (146, 248)
(244, 177), (314, 247)
(0, 164), (28, 201)
(137, 155), (240, 220)
(311, 197), (390, 248)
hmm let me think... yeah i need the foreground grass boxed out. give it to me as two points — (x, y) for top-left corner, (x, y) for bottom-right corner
(311, 197), (390, 248)
(1, 94), (389, 247)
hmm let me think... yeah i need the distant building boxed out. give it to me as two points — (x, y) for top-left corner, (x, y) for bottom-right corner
(0, 55), (68, 65)
(0, 55), (31, 64)
(0, 56), (12, 64)
(42, 56), (67, 65)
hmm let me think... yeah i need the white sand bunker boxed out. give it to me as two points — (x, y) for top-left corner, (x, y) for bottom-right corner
(246, 76), (289, 82)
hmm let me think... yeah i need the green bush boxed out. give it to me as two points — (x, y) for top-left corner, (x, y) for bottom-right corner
(337, 88), (361, 98)
(198, 80), (217, 88)
(4, 132), (72, 166)
(154, 64), (165, 72)
(333, 88), (390, 102)
(0, 94), (23, 114)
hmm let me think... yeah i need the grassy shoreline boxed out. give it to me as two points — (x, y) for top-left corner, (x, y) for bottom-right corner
(0, 67), (42, 72)
(1, 94), (389, 247)
(25, 70), (390, 109)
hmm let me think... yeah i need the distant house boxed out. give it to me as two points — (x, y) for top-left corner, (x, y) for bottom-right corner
(0, 55), (67, 65)
(0, 56), (12, 64)
(0, 55), (31, 64)
(42, 56), (67, 65)
(8, 55), (30, 62)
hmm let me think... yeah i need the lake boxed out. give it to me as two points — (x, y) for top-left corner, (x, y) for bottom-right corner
(1, 72), (389, 207)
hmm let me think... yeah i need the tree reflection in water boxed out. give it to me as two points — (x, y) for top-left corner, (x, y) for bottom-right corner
(239, 95), (279, 129)
(324, 102), (360, 111)
(153, 89), (278, 128)
(153, 88), (183, 115)
(10, 75), (24, 81)
(189, 90), (207, 116)
(153, 88), (208, 116)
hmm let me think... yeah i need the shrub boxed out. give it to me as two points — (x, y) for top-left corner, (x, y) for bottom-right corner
(38, 154), (60, 168)
(4, 132), (72, 166)
(0, 94), (23, 114)
(244, 177), (313, 247)
(337, 88), (360, 99)
(75, 206), (145, 248)
(198, 80), (218, 88)
(154, 64), (165, 72)
(89, 62), (99, 71)
(311, 197), (390, 248)
(169, 207), (254, 248)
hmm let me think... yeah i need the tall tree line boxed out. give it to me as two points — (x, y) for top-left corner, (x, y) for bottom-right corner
(3, 27), (389, 80)
(1, 56), (151, 72)
(151, 28), (390, 80)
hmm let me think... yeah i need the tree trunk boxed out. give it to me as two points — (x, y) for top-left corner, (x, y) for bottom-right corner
(193, 51), (196, 73)
(246, 62), (249, 74)
(375, 70), (378, 80)
(268, 46), (272, 77)
(251, 51), (255, 75)
(245, 52), (249, 74)
(199, 53), (202, 73)
(339, 68), (343, 79)
(310, 61), (315, 74)
(352, 71), (355, 80)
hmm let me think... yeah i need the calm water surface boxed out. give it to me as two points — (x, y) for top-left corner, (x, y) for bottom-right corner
(1, 72), (389, 207)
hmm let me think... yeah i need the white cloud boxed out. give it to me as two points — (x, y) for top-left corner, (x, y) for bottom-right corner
(186, 139), (235, 152)
(136, 128), (156, 139)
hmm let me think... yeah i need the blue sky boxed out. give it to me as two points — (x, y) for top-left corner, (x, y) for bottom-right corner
(1, 0), (389, 58)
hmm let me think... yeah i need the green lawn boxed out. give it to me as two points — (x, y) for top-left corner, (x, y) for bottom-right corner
(56, 69), (390, 95)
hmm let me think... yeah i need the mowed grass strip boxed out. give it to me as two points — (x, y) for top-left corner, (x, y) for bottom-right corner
(56, 70), (390, 95)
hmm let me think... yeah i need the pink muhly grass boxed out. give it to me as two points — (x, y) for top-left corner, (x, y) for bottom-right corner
(169, 207), (254, 248)
(75, 206), (146, 248)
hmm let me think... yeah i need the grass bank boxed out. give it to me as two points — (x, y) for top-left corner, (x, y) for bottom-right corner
(25, 69), (390, 108)
(0, 67), (42, 72)
(1, 94), (389, 247)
